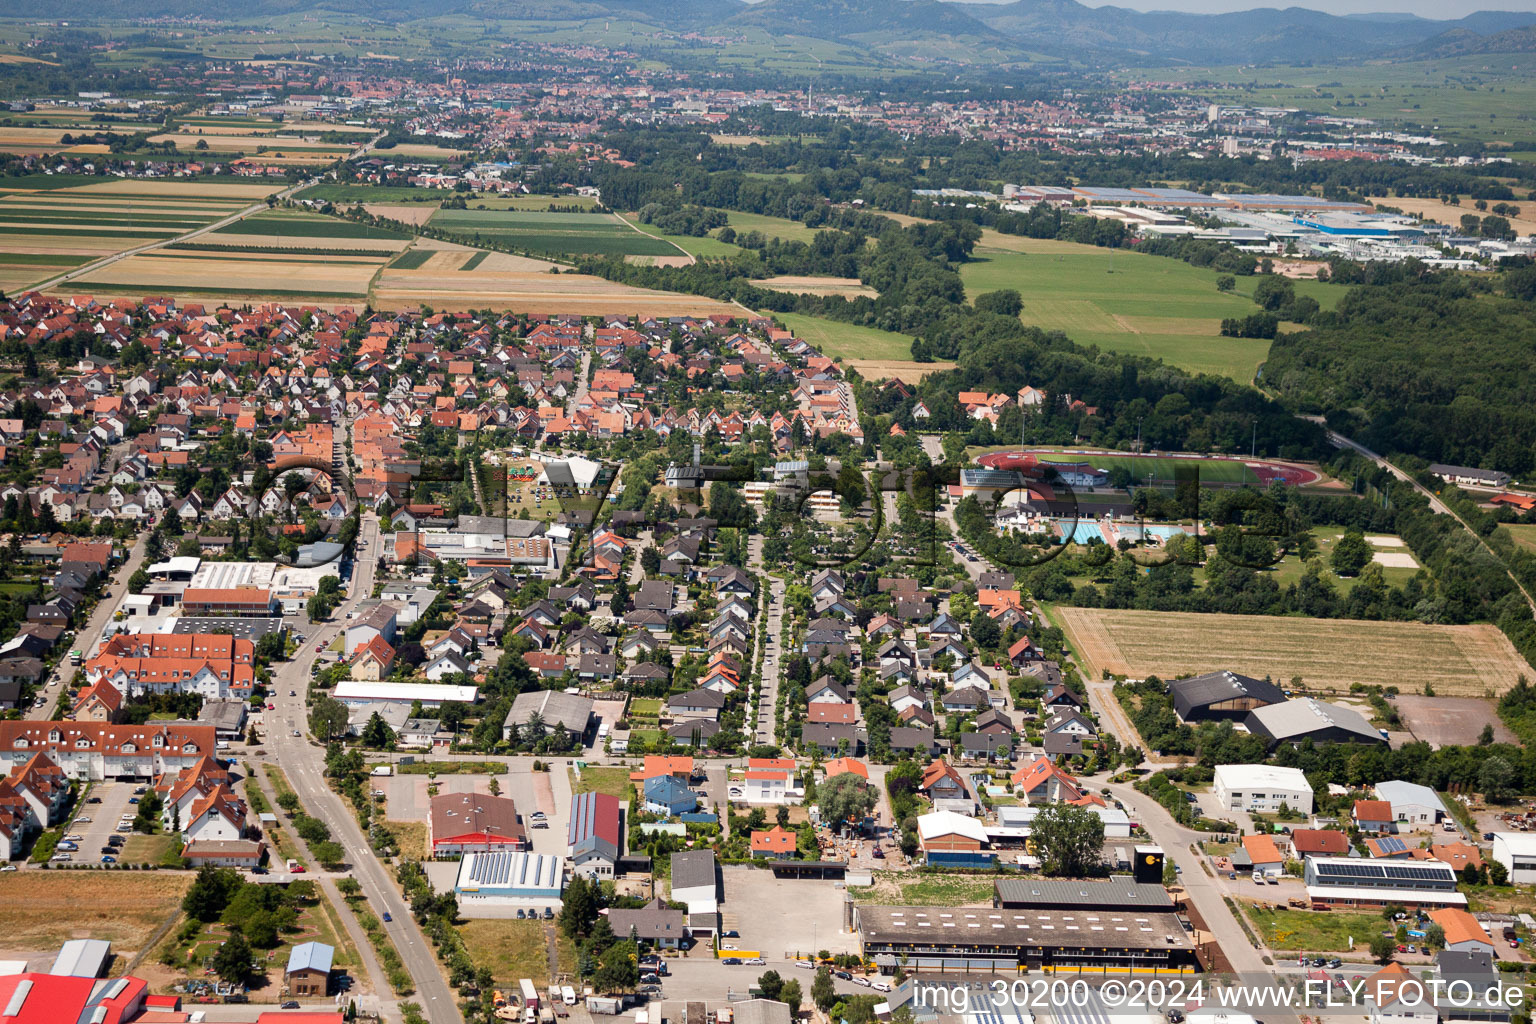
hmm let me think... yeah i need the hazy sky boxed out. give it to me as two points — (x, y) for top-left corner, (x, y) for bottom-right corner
(1070, 0), (1536, 14)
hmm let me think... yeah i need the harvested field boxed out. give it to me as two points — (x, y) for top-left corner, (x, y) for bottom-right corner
(74, 252), (384, 296)
(1052, 606), (1531, 696)
(428, 209), (677, 257)
(148, 132), (351, 157)
(1377, 196), (1536, 240)
(474, 252), (557, 272)
(71, 180), (282, 199)
(0, 872), (190, 953)
(627, 254), (693, 267)
(1394, 694), (1518, 746)
(365, 203), (436, 225)
(195, 234), (407, 252)
(372, 268), (738, 315)
(0, 127), (77, 152)
(844, 358), (956, 380)
(750, 275), (878, 297)
(385, 143), (468, 159)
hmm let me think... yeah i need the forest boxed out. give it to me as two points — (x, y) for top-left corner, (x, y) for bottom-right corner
(1264, 267), (1536, 473)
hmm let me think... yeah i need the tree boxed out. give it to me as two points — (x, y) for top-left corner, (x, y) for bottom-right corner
(593, 938), (638, 993)
(969, 611), (1000, 649)
(560, 875), (599, 940)
(974, 289), (1023, 318)
(1216, 275), (1236, 292)
(337, 877), (362, 898)
(1489, 860), (1509, 886)
(1369, 933), (1397, 964)
(812, 967), (837, 1012)
(361, 712), (395, 749)
(1479, 754), (1516, 802)
(313, 841), (345, 869)
(1031, 802), (1105, 877)
(1424, 923), (1447, 951)
(309, 696), (349, 742)
(1331, 529), (1372, 577)
(213, 926), (252, 985)
(818, 772), (878, 832)
(133, 789), (163, 833)
(779, 979), (802, 1016)
(183, 865), (242, 921)
(757, 970), (784, 1001)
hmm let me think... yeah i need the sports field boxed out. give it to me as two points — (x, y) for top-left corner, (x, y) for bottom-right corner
(960, 232), (1272, 383)
(973, 447), (1324, 487)
(426, 209), (679, 257)
(777, 312), (914, 361)
(1053, 606), (1531, 695)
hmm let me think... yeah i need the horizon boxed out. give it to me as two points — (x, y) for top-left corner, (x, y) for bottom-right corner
(950, 0), (1536, 15)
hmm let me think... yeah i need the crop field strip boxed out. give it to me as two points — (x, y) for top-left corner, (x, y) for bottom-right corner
(425, 208), (681, 257)
(1052, 606), (1532, 696)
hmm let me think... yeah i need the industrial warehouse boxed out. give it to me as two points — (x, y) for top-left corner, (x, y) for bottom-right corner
(854, 876), (1198, 975)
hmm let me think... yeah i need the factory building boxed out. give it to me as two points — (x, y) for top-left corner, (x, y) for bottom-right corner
(856, 876), (1196, 975)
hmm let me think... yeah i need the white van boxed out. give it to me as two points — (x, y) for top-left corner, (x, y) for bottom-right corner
(561, 986), (577, 1006)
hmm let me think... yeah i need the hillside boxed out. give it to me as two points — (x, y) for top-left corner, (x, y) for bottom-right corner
(4, 0), (1536, 65)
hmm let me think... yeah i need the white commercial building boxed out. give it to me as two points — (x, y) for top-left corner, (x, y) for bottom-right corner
(1212, 764), (1314, 813)
(1492, 832), (1536, 884)
(1373, 780), (1448, 826)
(331, 681), (478, 707)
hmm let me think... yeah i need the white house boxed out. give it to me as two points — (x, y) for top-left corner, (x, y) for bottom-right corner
(1492, 832), (1536, 884)
(1373, 780), (1447, 826)
(1212, 764), (1314, 814)
(738, 759), (803, 805)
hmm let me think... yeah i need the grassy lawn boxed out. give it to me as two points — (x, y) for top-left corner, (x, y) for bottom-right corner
(777, 312), (914, 362)
(720, 210), (824, 245)
(615, 213), (743, 259)
(1504, 523), (1536, 555)
(1246, 905), (1386, 953)
(960, 235), (1272, 383)
(459, 918), (554, 986)
(570, 765), (634, 801)
(383, 819), (429, 860)
(119, 832), (183, 866)
(178, 887), (362, 988)
(0, 873), (190, 953)
(629, 698), (663, 717)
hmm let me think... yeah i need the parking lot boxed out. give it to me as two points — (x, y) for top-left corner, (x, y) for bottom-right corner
(57, 781), (140, 865)
(718, 866), (858, 959)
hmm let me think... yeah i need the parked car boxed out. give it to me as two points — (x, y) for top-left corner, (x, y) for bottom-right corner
(250, 866), (268, 875)
(86, 797), (101, 804)
(282, 1002), (301, 1010)
(853, 977), (871, 987)
(127, 797), (139, 805)
(833, 971), (853, 981)
(1328, 958), (1343, 969)
(73, 817), (91, 824)
(100, 855), (116, 864)
(63, 834), (82, 841)
(722, 930), (739, 938)
(794, 961), (815, 970)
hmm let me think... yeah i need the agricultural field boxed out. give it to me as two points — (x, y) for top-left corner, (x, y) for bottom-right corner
(147, 131), (353, 163)
(371, 246), (740, 316)
(72, 249), (389, 302)
(1112, 55), (1536, 148)
(776, 312), (915, 362)
(0, 872), (191, 954)
(0, 178), (276, 292)
(719, 210), (826, 245)
(1376, 196), (1536, 240)
(750, 275), (878, 298)
(212, 209), (412, 243)
(426, 209), (679, 258)
(960, 232), (1276, 383)
(1052, 606), (1532, 696)
(616, 212), (741, 260)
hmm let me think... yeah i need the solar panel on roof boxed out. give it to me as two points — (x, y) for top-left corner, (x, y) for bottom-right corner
(1376, 836), (1407, 854)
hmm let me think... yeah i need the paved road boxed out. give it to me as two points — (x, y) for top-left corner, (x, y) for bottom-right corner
(1103, 776), (1267, 974)
(28, 533), (150, 720)
(261, 513), (466, 1024)
(746, 533), (785, 745)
